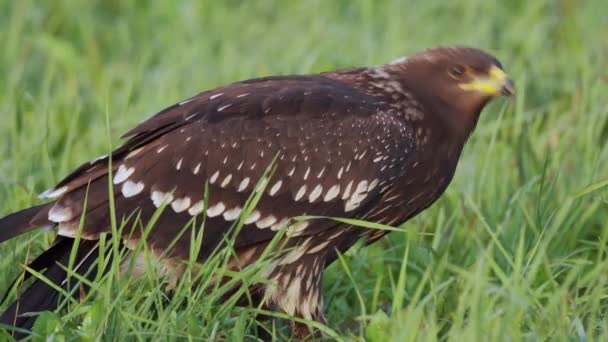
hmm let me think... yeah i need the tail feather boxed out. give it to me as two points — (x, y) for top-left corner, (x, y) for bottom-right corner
(0, 204), (53, 243)
(1, 237), (100, 339)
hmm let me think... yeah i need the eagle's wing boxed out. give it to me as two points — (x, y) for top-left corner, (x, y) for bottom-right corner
(43, 75), (415, 259)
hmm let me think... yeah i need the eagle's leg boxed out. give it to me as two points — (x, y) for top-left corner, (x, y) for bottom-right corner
(263, 251), (327, 339)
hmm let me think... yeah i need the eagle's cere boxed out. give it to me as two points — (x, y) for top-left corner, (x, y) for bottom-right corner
(0, 46), (513, 339)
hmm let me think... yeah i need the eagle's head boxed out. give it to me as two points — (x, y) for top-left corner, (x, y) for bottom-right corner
(390, 46), (514, 136)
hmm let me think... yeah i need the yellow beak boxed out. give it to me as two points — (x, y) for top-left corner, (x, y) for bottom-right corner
(459, 65), (515, 97)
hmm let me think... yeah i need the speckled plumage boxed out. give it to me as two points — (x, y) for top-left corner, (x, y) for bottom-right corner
(0, 46), (513, 339)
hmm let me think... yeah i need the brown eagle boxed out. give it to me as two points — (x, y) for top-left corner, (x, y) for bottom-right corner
(0, 46), (513, 338)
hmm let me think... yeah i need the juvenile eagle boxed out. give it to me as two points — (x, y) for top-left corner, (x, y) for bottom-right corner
(0, 46), (513, 338)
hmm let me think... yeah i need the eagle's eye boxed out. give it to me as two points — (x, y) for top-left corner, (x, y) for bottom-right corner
(448, 65), (466, 80)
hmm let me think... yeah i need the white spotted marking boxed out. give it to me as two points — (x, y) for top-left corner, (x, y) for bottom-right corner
(373, 156), (383, 163)
(48, 205), (73, 222)
(269, 180), (282, 196)
(125, 148), (143, 159)
(288, 166), (296, 176)
(295, 185), (307, 201)
(209, 170), (220, 184)
(171, 197), (191, 213)
(157, 145), (169, 153)
(307, 240), (331, 254)
(245, 210), (261, 224)
(355, 180), (369, 194)
(279, 245), (307, 265)
(270, 217), (289, 231)
(206, 202), (226, 217)
(317, 167), (326, 178)
(218, 104), (232, 111)
(209, 93), (223, 100)
(256, 215), (277, 229)
(188, 201), (205, 216)
(323, 185), (340, 202)
(223, 206), (242, 221)
(308, 184), (323, 202)
(236, 93), (249, 98)
(221, 174), (232, 188)
(179, 98), (194, 105)
(151, 191), (174, 207)
(337, 166), (344, 179)
(303, 167), (311, 180)
(369, 178), (380, 191)
(287, 221), (309, 236)
(185, 112), (198, 121)
(39, 186), (68, 199)
(342, 180), (354, 199)
(328, 229), (344, 240)
(193, 163), (201, 175)
(238, 177), (250, 192)
(237, 160), (244, 170)
(113, 165), (135, 184)
(91, 154), (108, 163)
(176, 158), (183, 170)
(121, 180), (144, 198)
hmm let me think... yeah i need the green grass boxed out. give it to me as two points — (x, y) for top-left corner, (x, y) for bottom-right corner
(1, 0), (608, 340)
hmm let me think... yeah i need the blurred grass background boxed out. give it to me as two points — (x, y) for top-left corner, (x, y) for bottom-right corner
(1, 0), (608, 340)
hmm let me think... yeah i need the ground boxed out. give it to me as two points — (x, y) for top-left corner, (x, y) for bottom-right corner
(1, 0), (608, 340)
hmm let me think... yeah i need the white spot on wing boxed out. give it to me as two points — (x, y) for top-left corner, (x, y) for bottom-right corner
(238, 177), (250, 192)
(188, 201), (205, 216)
(308, 184), (323, 202)
(323, 185), (340, 202)
(270, 217), (289, 231)
(221, 174), (232, 188)
(193, 163), (201, 175)
(121, 180), (144, 198)
(295, 185), (307, 201)
(223, 206), (242, 221)
(171, 197), (191, 213)
(303, 167), (311, 180)
(39, 186), (68, 199)
(209, 93), (223, 100)
(269, 180), (282, 196)
(307, 240), (331, 254)
(245, 210), (261, 224)
(209, 170), (220, 184)
(369, 178), (380, 191)
(256, 215), (277, 229)
(342, 180), (354, 199)
(48, 205), (73, 222)
(176, 158), (183, 170)
(317, 167), (326, 178)
(206, 202), (226, 217)
(152, 191), (174, 207)
(113, 165), (135, 184)
(287, 221), (309, 236)
(157, 145), (169, 153)
(218, 104), (232, 111)
(179, 98), (194, 105)
(279, 245), (307, 265)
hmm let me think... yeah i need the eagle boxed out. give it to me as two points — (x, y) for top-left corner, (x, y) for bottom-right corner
(0, 46), (513, 339)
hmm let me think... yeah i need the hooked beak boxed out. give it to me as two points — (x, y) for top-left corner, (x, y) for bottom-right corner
(459, 65), (515, 97)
